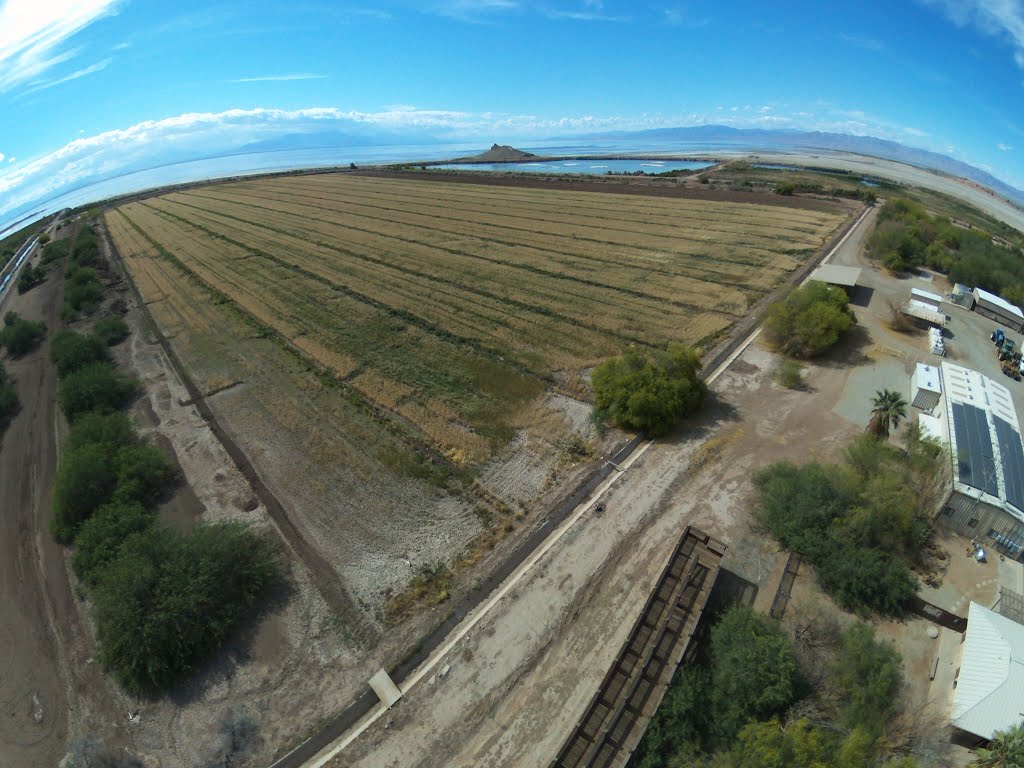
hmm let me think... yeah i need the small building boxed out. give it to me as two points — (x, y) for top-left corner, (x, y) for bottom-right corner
(902, 299), (948, 328)
(950, 602), (1024, 745)
(950, 283), (975, 309)
(973, 287), (1024, 332)
(937, 363), (1024, 558)
(810, 264), (862, 296)
(911, 287), (944, 310)
(912, 363), (942, 411)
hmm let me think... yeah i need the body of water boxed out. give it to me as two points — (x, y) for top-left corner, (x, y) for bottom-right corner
(0, 139), (795, 237)
(431, 159), (711, 175)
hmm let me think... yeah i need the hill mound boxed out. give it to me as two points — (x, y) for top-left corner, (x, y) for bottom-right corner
(461, 144), (537, 162)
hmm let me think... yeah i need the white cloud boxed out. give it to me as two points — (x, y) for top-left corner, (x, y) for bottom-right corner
(999, 142), (1014, 150)
(921, 0), (1024, 70)
(7, 157), (13, 163)
(24, 57), (110, 93)
(544, 9), (630, 21)
(231, 73), (327, 83)
(434, 0), (520, 21)
(0, 152), (4, 162)
(0, 0), (122, 92)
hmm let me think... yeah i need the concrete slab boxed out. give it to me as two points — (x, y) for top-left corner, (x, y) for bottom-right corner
(369, 669), (403, 708)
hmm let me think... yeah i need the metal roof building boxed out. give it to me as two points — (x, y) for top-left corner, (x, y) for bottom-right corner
(810, 264), (861, 290)
(974, 287), (1024, 332)
(938, 362), (1024, 557)
(951, 602), (1024, 742)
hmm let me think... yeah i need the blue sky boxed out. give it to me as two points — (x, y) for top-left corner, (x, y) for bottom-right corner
(2, 0), (1024, 226)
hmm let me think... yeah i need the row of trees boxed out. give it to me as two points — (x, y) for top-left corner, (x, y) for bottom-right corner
(0, 310), (46, 357)
(634, 605), (910, 767)
(868, 197), (1024, 306)
(0, 361), (18, 437)
(48, 251), (280, 695)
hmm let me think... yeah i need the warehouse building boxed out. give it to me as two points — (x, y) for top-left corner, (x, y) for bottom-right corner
(973, 287), (1024, 332)
(936, 363), (1024, 558)
(903, 287), (949, 328)
(950, 602), (1024, 746)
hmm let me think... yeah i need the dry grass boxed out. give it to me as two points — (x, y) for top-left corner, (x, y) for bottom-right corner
(112, 175), (844, 465)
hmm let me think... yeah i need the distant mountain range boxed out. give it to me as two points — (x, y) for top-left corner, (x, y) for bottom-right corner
(565, 125), (1024, 206)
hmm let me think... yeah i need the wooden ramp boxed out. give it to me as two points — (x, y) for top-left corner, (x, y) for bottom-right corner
(551, 526), (725, 768)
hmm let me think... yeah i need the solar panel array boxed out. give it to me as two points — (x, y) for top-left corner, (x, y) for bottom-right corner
(994, 416), (1024, 513)
(952, 403), (1000, 497)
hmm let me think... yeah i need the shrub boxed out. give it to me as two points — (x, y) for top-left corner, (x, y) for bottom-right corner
(64, 267), (103, 315)
(57, 363), (137, 421)
(776, 358), (803, 389)
(832, 623), (903, 734)
(72, 500), (154, 585)
(764, 281), (855, 358)
(114, 443), (175, 505)
(17, 263), (46, 293)
(818, 541), (917, 617)
(0, 362), (18, 431)
(592, 344), (706, 436)
(92, 316), (130, 346)
(0, 311), (46, 357)
(67, 411), (135, 453)
(94, 523), (279, 694)
(51, 329), (108, 376)
(51, 443), (119, 542)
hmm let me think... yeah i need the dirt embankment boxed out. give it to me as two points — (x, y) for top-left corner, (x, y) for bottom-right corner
(356, 168), (854, 214)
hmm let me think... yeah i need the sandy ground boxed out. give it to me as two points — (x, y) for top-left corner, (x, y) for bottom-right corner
(325, 334), (864, 768)
(723, 151), (1024, 234)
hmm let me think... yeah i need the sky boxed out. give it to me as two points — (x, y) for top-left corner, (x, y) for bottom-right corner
(2, 0), (1024, 227)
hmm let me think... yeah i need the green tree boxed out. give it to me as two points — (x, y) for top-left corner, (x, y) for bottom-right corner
(831, 623), (903, 734)
(51, 443), (119, 543)
(94, 523), (279, 694)
(67, 412), (135, 453)
(764, 282), (855, 358)
(50, 329), (109, 376)
(592, 344), (706, 436)
(0, 361), (18, 432)
(817, 541), (917, 616)
(776, 359), (804, 389)
(57, 363), (137, 421)
(0, 312), (46, 357)
(92, 316), (130, 346)
(972, 722), (1024, 767)
(710, 605), (803, 741)
(114, 443), (175, 505)
(868, 389), (908, 439)
(71, 500), (154, 585)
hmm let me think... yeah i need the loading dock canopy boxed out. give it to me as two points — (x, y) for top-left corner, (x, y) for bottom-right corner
(810, 264), (861, 288)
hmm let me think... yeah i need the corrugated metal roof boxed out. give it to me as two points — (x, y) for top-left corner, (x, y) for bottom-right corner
(975, 287), (1024, 320)
(911, 287), (944, 304)
(951, 602), (1024, 740)
(811, 264), (861, 287)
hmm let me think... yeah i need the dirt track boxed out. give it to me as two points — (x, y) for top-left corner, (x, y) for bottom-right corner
(0, 262), (68, 766)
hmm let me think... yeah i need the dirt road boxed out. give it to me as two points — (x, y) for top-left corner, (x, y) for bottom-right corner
(0, 248), (68, 766)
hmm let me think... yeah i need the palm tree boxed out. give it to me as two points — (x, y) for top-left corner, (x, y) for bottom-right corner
(867, 389), (908, 439)
(972, 722), (1024, 767)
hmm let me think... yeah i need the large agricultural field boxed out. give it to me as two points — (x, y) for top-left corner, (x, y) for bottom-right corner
(105, 173), (850, 616)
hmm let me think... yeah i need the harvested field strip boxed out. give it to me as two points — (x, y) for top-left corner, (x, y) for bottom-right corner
(254, 175), (836, 244)
(196, 184), (814, 269)
(177, 188), (778, 303)
(119, 204), (545, 453)
(152, 196), (740, 339)
(137, 200), (618, 369)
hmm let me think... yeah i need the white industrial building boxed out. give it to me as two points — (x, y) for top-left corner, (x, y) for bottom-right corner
(931, 363), (1024, 557)
(911, 362), (942, 412)
(951, 602), (1024, 744)
(903, 287), (948, 328)
(973, 287), (1024, 332)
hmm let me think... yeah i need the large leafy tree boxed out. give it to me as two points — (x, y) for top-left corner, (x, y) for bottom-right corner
(764, 281), (855, 358)
(592, 344), (705, 436)
(972, 722), (1024, 768)
(868, 389), (908, 439)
